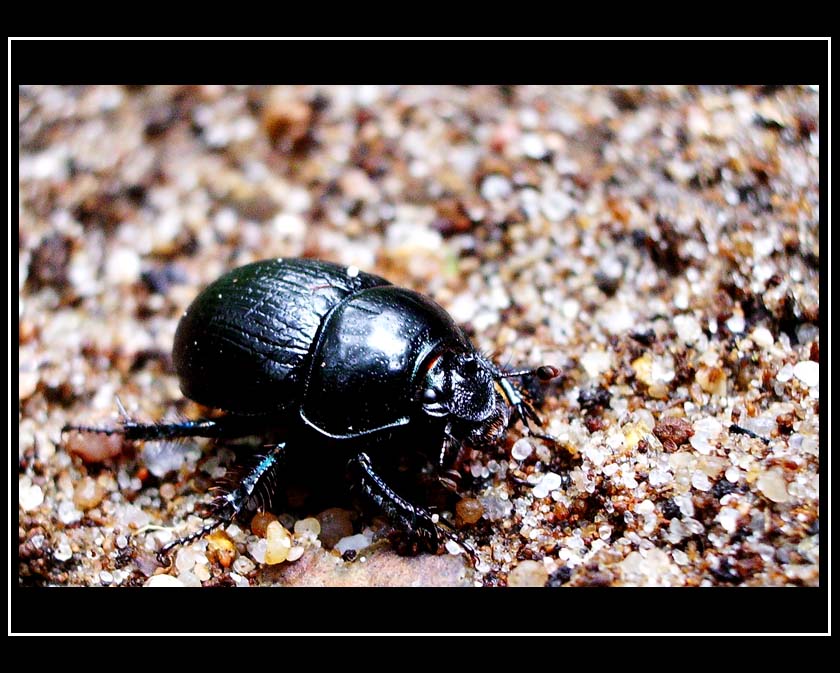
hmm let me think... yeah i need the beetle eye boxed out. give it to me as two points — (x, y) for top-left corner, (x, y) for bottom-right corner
(422, 387), (440, 403)
(462, 359), (479, 377)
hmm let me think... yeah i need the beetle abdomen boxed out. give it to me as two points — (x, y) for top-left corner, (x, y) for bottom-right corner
(173, 258), (389, 415)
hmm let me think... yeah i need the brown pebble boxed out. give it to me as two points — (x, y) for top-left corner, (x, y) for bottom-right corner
(810, 341), (819, 363)
(455, 498), (484, 527)
(776, 412), (796, 435)
(653, 417), (694, 449)
(263, 94), (313, 152)
(315, 507), (355, 550)
(696, 366), (727, 396)
(207, 530), (237, 569)
(251, 511), (278, 538)
(28, 234), (71, 290)
(65, 431), (124, 463)
(73, 476), (105, 510)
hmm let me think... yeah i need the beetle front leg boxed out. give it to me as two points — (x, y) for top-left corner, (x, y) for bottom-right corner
(351, 452), (475, 561)
(496, 377), (542, 430)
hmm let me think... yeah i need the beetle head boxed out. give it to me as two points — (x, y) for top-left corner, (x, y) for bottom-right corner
(421, 352), (510, 444)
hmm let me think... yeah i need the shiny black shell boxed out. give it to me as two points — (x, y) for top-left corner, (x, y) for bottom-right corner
(173, 258), (472, 439)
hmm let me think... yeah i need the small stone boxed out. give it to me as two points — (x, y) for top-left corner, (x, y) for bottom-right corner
(334, 533), (371, 556)
(691, 471), (712, 492)
(105, 247), (141, 285)
(207, 530), (237, 568)
(793, 360), (819, 387)
(776, 364), (795, 383)
(194, 564), (211, 582)
(142, 440), (187, 478)
(696, 366), (727, 396)
(480, 174), (513, 201)
(673, 314), (702, 344)
(251, 511), (278, 538)
(264, 521), (293, 564)
(752, 327), (774, 349)
(533, 472), (563, 499)
(718, 507), (740, 533)
(65, 431), (124, 463)
(508, 560), (548, 587)
(233, 556), (256, 575)
(726, 312), (745, 334)
(247, 538), (268, 564)
(510, 438), (533, 461)
(287, 546), (305, 562)
(582, 348), (612, 378)
(175, 546), (199, 573)
(19, 482), (44, 511)
(271, 213), (306, 239)
(53, 540), (73, 562)
(145, 574), (186, 587)
(73, 476), (105, 511)
(756, 469), (790, 503)
(521, 133), (548, 159)
(455, 498), (484, 526)
(479, 493), (513, 521)
(293, 517), (321, 538)
(316, 507), (355, 549)
(18, 370), (39, 400)
(653, 417), (694, 450)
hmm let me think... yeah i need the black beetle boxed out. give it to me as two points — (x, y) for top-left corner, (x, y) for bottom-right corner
(66, 258), (557, 562)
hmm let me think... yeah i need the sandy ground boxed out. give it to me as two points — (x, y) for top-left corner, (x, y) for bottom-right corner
(19, 85), (820, 590)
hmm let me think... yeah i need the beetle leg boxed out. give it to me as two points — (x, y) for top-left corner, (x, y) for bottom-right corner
(157, 442), (287, 564)
(63, 414), (272, 442)
(351, 452), (477, 563)
(496, 377), (543, 431)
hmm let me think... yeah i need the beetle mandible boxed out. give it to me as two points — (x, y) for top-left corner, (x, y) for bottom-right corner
(66, 258), (558, 563)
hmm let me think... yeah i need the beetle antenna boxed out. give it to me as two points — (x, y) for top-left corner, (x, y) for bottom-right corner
(498, 365), (560, 381)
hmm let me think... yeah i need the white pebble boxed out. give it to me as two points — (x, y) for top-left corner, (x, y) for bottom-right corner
(674, 314), (702, 344)
(247, 538), (268, 564)
(540, 191), (575, 222)
(105, 248), (141, 285)
(581, 348), (611, 378)
(233, 556), (256, 575)
(718, 507), (740, 533)
(445, 540), (464, 555)
(751, 327), (774, 349)
(725, 312), (745, 334)
(691, 471), (712, 491)
(144, 574), (186, 587)
(511, 438), (533, 461)
(776, 364), (795, 383)
(194, 565), (211, 582)
(19, 482), (44, 511)
(793, 360), (819, 387)
(335, 534), (371, 555)
(757, 469), (790, 503)
(99, 571), (114, 585)
(287, 546), (305, 562)
(272, 213), (306, 239)
(53, 541), (73, 562)
(521, 133), (547, 159)
(480, 174), (512, 200)
(636, 499), (655, 515)
(229, 572), (251, 588)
